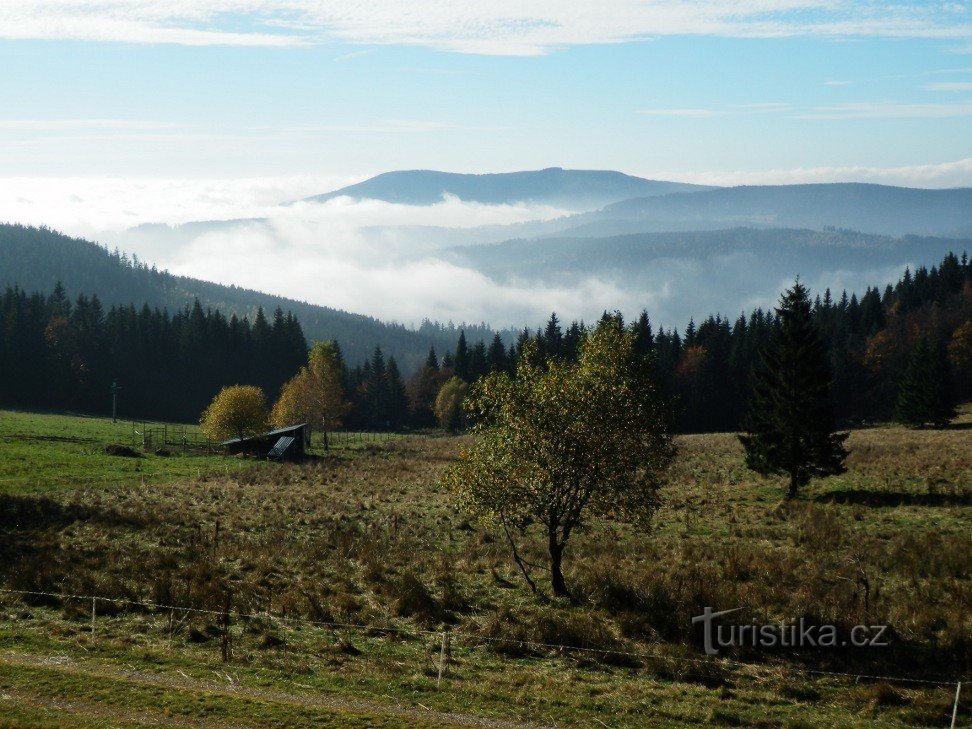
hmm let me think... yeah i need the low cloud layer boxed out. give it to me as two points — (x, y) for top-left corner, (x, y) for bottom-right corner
(0, 175), (940, 331)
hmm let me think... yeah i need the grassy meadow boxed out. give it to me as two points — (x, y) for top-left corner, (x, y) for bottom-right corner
(0, 407), (969, 727)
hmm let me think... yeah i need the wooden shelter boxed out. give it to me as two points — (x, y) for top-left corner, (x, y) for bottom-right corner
(219, 423), (310, 461)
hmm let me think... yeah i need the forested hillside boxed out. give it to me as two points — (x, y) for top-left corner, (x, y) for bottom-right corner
(445, 227), (968, 282)
(438, 252), (971, 432)
(0, 224), (493, 371)
(0, 285), (308, 422)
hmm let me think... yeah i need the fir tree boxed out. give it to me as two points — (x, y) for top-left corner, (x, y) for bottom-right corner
(894, 338), (957, 427)
(486, 334), (508, 372)
(453, 331), (470, 381)
(739, 281), (848, 499)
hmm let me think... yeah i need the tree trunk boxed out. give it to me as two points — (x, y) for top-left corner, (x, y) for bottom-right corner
(787, 470), (799, 499)
(548, 532), (570, 598)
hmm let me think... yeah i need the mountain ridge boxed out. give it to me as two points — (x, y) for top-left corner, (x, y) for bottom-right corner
(301, 167), (714, 209)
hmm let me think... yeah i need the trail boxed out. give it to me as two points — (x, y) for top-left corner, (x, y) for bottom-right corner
(0, 651), (551, 729)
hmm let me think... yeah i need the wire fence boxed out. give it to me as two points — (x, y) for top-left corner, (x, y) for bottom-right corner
(0, 587), (965, 693)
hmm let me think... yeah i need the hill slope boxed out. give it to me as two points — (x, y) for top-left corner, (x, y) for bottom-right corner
(550, 183), (972, 238)
(442, 227), (970, 326)
(302, 167), (713, 209)
(0, 224), (491, 371)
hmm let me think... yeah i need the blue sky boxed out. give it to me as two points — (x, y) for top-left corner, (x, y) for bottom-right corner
(1, 1), (971, 185)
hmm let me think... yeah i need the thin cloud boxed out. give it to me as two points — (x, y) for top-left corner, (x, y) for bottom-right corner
(794, 101), (972, 119)
(639, 103), (790, 117)
(734, 102), (792, 111)
(638, 108), (728, 117)
(0, 1), (970, 54)
(646, 157), (972, 187)
(925, 81), (972, 90)
(0, 119), (187, 130)
(332, 48), (375, 62)
(250, 120), (454, 134)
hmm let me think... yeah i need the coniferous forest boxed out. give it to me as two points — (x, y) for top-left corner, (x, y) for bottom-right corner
(419, 251), (971, 432)
(0, 286), (308, 423)
(0, 252), (968, 431)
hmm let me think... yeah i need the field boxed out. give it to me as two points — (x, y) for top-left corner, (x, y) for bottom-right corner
(0, 408), (969, 727)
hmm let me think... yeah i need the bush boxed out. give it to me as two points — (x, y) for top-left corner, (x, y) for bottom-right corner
(103, 444), (142, 458)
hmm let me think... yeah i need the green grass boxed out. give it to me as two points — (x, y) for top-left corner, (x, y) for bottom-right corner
(0, 407), (968, 727)
(0, 410), (268, 495)
(0, 604), (956, 729)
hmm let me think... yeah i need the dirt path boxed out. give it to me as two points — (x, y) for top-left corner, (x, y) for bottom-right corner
(0, 651), (551, 729)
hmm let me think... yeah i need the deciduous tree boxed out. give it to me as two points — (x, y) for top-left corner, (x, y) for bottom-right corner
(433, 376), (469, 433)
(201, 385), (269, 451)
(443, 322), (675, 598)
(271, 341), (348, 448)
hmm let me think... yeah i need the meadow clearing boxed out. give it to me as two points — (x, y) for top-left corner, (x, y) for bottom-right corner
(0, 408), (969, 727)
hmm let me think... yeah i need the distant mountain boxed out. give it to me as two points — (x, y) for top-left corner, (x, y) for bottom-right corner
(0, 224), (493, 372)
(548, 183), (972, 238)
(301, 168), (714, 209)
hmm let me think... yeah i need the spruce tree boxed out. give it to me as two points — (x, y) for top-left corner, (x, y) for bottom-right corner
(740, 281), (848, 499)
(486, 334), (508, 372)
(894, 338), (956, 427)
(454, 331), (470, 381)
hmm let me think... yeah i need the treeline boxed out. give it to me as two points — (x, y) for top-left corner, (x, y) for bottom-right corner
(420, 252), (970, 432)
(0, 284), (307, 422)
(2, 252), (968, 432)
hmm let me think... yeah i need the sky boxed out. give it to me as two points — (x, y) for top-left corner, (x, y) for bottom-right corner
(1, 1), (971, 327)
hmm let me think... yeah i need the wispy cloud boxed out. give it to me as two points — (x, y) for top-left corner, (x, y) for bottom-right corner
(251, 120), (455, 134)
(794, 101), (972, 118)
(0, 1), (970, 55)
(332, 48), (375, 62)
(648, 157), (972, 188)
(824, 79), (853, 86)
(734, 102), (792, 112)
(0, 119), (186, 130)
(925, 81), (972, 90)
(638, 108), (727, 117)
(639, 103), (790, 117)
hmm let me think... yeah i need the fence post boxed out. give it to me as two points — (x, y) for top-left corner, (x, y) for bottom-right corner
(90, 597), (96, 642)
(952, 681), (962, 729)
(221, 592), (232, 662)
(437, 631), (449, 689)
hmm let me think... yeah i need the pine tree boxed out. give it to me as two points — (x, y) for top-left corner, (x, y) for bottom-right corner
(740, 281), (848, 499)
(894, 338), (956, 427)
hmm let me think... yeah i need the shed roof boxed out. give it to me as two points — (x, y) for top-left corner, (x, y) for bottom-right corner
(218, 423), (308, 447)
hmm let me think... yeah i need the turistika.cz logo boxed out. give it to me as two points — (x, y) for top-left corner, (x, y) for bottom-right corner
(691, 607), (890, 656)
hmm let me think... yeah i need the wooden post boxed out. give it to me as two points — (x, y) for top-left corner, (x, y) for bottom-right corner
(437, 632), (448, 689)
(952, 681), (962, 729)
(220, 592), (232, 662)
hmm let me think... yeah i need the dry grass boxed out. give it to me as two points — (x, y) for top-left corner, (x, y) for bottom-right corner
(0, 410), (969, 726)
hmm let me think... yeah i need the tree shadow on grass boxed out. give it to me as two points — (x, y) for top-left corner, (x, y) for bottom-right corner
(0, 493), (149, 532)
(0, 494), (155, 599)
(815, 489), (971, 507)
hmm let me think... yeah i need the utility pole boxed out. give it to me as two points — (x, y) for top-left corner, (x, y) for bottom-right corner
(111, 380), (121, 422)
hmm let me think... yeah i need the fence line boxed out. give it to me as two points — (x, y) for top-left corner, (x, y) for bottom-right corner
(0, 587), (963, 689)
